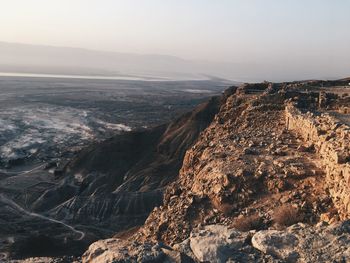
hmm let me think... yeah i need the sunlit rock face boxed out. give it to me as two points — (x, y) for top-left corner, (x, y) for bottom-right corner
(80, 79), (350, 262)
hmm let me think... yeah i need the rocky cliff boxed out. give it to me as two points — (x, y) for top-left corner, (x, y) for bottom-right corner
(14, 79), (350, 262)
(80, 80), (350, 263)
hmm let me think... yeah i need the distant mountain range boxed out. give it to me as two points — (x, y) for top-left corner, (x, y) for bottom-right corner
(0, 42), (236, 81)
(0, 42), (349, 82)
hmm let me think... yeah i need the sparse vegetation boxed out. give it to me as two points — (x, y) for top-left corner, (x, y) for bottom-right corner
(211, 198), (234, 215)
(234, 214), (264, 231)
(273, 204), (303, 226)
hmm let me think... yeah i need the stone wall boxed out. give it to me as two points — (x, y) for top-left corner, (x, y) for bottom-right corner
(285, 104), (350, 219)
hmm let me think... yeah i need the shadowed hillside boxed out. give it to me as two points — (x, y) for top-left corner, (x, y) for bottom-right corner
(28, 92), (233, 243)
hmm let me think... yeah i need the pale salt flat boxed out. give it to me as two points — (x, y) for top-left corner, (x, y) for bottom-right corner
(0, 104), (130, 161)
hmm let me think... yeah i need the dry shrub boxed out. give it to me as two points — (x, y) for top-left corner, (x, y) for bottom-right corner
(273, 204), (303, 226)
(211, 197), (234, 215)
(234, 214), (263, 232)
(216, 202), (234, 215)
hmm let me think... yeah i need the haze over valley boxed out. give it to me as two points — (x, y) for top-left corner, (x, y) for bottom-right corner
(1, 40), (349, 82)
(1, 1), (350, 262)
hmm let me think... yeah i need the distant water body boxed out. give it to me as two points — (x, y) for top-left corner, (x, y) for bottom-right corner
(0, 72), (170, 81)
(0, 72), (210, 81)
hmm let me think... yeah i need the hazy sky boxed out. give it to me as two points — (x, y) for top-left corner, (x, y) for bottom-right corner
(0, 0), (349, 79)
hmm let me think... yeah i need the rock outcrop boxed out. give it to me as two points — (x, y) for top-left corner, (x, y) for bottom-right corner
(137, 84), (334, 245)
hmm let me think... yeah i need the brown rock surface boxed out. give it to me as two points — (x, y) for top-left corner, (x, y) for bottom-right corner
(137, 83), (335, 245)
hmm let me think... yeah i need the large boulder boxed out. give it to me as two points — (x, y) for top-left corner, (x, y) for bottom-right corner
(82, 238), (165, 263)
(189, 225), (250, 263)
(252, 221), (350, 262)
(252, 230), (299, 261)
(81, 238), (193, 263)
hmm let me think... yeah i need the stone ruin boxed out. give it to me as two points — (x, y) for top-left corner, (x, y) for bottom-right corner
(286, 103), (350, 220)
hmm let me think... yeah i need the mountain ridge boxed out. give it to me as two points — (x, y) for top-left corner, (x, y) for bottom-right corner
(2, 42), (348, 82)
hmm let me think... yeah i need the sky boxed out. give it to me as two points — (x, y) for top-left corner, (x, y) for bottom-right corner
(0, 0), (350, 80)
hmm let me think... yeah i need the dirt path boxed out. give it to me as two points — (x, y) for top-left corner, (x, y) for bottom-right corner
(0, 193), (85, 240)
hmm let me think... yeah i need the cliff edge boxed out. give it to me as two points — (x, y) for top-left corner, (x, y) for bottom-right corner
(82, 80), (350, 262)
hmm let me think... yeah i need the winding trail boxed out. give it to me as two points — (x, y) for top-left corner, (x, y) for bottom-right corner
(0, 163), (46, 176)
(17, 164), (47, 176)
(0, 193), (85, 240)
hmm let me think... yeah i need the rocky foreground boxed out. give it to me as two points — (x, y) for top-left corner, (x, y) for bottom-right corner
(14, 79), (350, 262)
(82, 221), (350, 262)
(11, 220), (350, 263)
